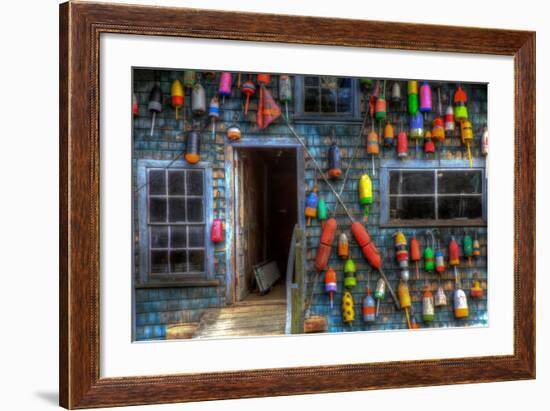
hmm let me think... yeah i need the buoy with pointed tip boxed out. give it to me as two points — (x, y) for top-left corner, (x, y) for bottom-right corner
(432, 116), (445, 142)
(338, 233), (349, 259)
(317, 197), (327, 228)
(419, 81), (432, 113)
(454, 86), (469, 121)
(305, 188), (318, 226)
(375, 81), (387, 120)
(342, 290), (355, 323)
(240, 77), (256, 115)
(358, 173), (373, 222)
(383, 121), (395, 147)
(471, 273), (483, 299)
(328, 142), (342, 178)
(184, 129), (201, 164)
(218, 72), (232, 104)
(208, 95), (220, 140)
(191, 82), (206, 116)
(171, 79), (184, 120)
(363, 287), (376, 323)
(183, 71), (196, 89)
(422, 286), (435, 323)
(435, 285), (447, 307)
(325, 267), (337, 309)
(410, 234), (421, 279)
(460, 119), (474, 168)
(374, 278), (386, 315)
(398, 281), (412, 329)
(148, 84), (163, 137)
(463, 233), (474, 266)
(344, 258), (357, 288)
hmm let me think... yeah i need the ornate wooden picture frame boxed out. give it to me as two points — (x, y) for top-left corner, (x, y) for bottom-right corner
(59, 2), (535, 408)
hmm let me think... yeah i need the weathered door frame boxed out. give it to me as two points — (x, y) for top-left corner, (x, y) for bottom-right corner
(224, 138), (306, 310)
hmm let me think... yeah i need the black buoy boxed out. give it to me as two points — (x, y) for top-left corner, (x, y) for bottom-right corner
(148, 84), (163, 137)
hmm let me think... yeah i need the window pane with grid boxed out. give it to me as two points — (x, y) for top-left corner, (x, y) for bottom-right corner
(304, 76), (352, 114)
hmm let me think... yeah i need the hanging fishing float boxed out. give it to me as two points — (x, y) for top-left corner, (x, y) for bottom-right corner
(432, 87), (445, 142)
(383, 121), (395, 147)
(191, 82), (206, 116)
(473, 234), (481, 258)
(435, 285), (447, 307)
(359, 78), (374, 92)
(218, 72), (232, 104)
(132, 93), (139, 116)
(391, 82), (401, 106)
(410, 234), (421, 280)
(305, 186), (319, 226)
(211, 193), (224, 243)
(325, 267), (337, 309)
(317, 196), (327, 228)
(374, 278), (386, 315)
(449, 236), (461, 284)
(208, 95), (220, 141)
(257, 73), (270, 85)
(240, 76), (256, 115)
(375, 81), (387, 121)
(453, 285), (469, 319)
(424, 130), (435, 156)
(344, 258), (357, 288)
(463, 232), (474, 266)
(338, 233), (349, 259)
(470, 273), (483, 299)
(454, 86), (469, 121)
(410, 111), (424, 155)
(328, 142), (342, 178)
(226, 123), (241, 141)
(148, 84), (163, 137)
(358, 173), (373, 222)
(315, 217), (337, 272)
(422, 285), (435, 323)
(407, 81), (418, 115)
(398, 280), (412, 329)
(394, 231), (410, 282)
(342, 290), (355, 323)
(171, 79), (184, 120)
(279, 75), (292, 120)
(397, 129), (408, 159)
(482, 127), (489, 156)
(363, 287), (376, 323)
(184, 129), (201, 164)
(424, 231), (435, 273)
(183, 70), (196, 89)
(460, 119), (474, 168)
(419, 81), (432, 113)
(366, 124), (379, 175)
(435, 238), (445, 275)
(445, 90), (455, 132)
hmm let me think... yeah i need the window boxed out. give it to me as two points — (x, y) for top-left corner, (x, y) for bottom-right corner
(136, 160), (214, 285)
(294, 76), (361, 121)
(380, 160), (486, 227)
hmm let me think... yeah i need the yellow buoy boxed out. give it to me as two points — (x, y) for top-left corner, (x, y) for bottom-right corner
(342, 290), (355, 323)
(171, 79), (184, 120)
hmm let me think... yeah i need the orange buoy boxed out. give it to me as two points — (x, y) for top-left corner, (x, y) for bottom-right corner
(314, 218), (337, 272)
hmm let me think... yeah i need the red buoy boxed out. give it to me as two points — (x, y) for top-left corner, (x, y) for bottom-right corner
(314, 217), (337, 272)
(351, 221), (381, 270)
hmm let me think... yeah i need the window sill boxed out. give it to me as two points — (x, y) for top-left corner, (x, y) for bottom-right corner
(135, 279), (220, 288)
(380, 219), (487, 228)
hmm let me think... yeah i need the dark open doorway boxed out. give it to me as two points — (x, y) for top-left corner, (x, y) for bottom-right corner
(234, 147), (298, 304)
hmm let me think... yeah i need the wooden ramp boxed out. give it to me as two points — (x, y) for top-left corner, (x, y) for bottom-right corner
(194, 301), (287, 338)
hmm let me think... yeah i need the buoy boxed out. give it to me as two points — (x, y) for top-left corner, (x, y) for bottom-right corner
(240, 77), (256, 115)
(453, 288), (469, 318)
(191, 82), (206, 116)
(432, 116), (445, 142)
(218, 72), (232, 104)
(338, 233), (349, 259)
(211, 195), (224, 243)
(391, 82), (401, 105)
(342, 290), (355, 323)
(398, 281), (412, 329)
(305, 188), (319, 226)
(422, 286), (435, 323)
(407, 81), (418, 115)
(463, 233), (473, 266)
(374, 278), (386, 315)
(351, 221), (381, 270)
(315, 217), (337, 272)
(473, 234), (481, 258)
(279, 75), (292, 120)
(397, 130), (408, 159)
(344, 258), (357, 288)
(325, 267), (337, 309)
(183, 71), (196, 89)
(317, 197), (327, 228)
(424, 130), (435, 155)
(148, 84), (163, 137)
(375, 81), (387, 120)
(383, 121), (395, 147)
(394, 231), (410, 282)
(410, 111), (424, 139)
(184, 129), (201, 164)
(410, 234), (421, 279)
(424, 231), (435, 273)
(481, 127), (489, 156)
(132, 93), (139, 116)
(419, 81), (432, 113)
(435, 285), (447, 307)
(471, 273), (483, 299)
(171, 79), (184, 120)
(226, 123), (241, 141)
(435, 239), (445, 274)
(208, 95), (220, 141)
(449, 236), (460, 283)
(360, 78), (374, 91)
(363, 287), (376, 323)
(328, 142), (342, 178)
(366, 126), (379, 175)
(454, 86), (468, 121)
(460, 119), (474, 168)
(358, 173), (373, 222)
(445, 104), (455, 132)
(257, 74), (271, 85)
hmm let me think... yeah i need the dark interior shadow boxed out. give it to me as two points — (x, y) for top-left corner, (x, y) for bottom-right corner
(34, 391), (58, 406)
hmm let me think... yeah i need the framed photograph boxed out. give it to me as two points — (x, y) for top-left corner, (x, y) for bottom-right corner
(59, 2), (535, 408)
